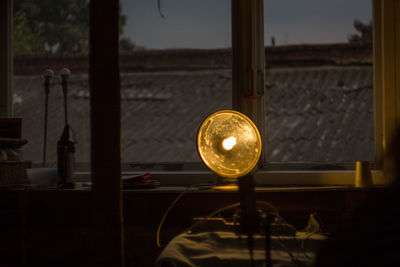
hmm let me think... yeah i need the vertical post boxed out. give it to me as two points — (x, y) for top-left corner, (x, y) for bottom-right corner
(90, 0), (124, 266)
(379, 0), (400, 176)
(0, 0), (13, 117)
(232, 0), (265, 163)
(373, 0), (383, 169)
(238, 174), (258, 266)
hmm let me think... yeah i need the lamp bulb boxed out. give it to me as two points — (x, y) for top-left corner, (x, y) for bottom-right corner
(222, 136), (236, 150)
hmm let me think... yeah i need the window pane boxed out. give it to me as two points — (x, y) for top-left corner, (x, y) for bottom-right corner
(13, 0), (90, 167)
(264, 0), (374, 163)
(120, 0), (232, 163)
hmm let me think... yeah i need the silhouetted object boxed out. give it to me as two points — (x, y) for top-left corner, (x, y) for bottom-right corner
(41, 69), (54, 166)
(348, 19), (372, 45)
(57, 68), (76, 188)
(57, 124), (76, 188)
(157, 0), (165, 18)
(355, 161), (373, 187)
(60, 68), (71, 125)
(316, 128), (400, 266)
(238, 174), (260, 266)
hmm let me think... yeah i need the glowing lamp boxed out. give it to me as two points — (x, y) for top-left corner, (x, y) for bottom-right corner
(196, 110), (273, 265)
(197, 110), (261, 180)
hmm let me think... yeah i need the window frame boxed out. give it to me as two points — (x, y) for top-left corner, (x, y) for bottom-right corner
(0, 0), (13, 118)
(228, 0), (398, 185)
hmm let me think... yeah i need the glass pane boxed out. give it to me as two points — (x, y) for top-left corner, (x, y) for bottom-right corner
(264, 0), (374, 163)
(13, 0), (90, 168)
(120, 0), (232, 163)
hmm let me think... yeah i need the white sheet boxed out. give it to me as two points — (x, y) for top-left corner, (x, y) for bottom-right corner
(155, 231), (327, 267)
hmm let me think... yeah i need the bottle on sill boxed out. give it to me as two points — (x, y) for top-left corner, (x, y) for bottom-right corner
(57, 124), (76, 189)
(355, 161), (372, 188)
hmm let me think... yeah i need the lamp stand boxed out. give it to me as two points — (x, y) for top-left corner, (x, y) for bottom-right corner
(238, 174), (271, 267)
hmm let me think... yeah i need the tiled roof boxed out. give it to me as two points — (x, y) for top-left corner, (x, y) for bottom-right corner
(265, 66), (373, 162)
(13, 65), (374, 165)
(14, 43), (371, 75)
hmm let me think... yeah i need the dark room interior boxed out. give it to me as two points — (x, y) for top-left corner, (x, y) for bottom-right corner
(1, 0), (400, 266)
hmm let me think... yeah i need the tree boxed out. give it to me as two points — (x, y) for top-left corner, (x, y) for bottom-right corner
(348, 19), (372, 45)
(13, 0), (140, 54)
(13, 9), (45, 54)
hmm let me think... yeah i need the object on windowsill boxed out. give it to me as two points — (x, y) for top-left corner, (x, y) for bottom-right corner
(0, 160), (32, 187)
(122, 173), (160, 189)
(57, 124), (76, 189)
(57, 69), (77, 189)
(0, 119), (31, 188)
(305, 213), (324, 234)
(27, 168), (59, 188)
(0, 150), (7, 161)
(0, 137), (31, 187)
(355, 161), (372, 187)
(0, 118), (22, 139)
(0, 137), (27, 148)
(0, 138), (27, 162)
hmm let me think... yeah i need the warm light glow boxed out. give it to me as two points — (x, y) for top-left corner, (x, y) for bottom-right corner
(222, 136), (236, 150)
(197, 110), (262, 179)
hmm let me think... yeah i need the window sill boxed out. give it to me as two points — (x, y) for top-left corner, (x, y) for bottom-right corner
(72, 169), (389, 187)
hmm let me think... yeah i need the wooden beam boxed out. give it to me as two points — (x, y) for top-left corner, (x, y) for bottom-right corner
(0, 0), (13, 117)
(89, 0), (124, 265)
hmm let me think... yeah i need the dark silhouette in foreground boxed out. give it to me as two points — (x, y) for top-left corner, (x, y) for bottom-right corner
(316, 128), (400, 266)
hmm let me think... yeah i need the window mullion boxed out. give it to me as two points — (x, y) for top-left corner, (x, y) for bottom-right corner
(373, 0), (383, 169)
(232, 0), (265, 163)
(378, 0), (400, 177)
(0, 0), (13, 117)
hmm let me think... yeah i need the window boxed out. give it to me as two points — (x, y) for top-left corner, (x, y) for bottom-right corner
(229, 0), (398, 185)
(1, 0), (399, 185)
(263, 0), (374, 165)
(12, 0), (90, 169)
(120, 0), (232, 165)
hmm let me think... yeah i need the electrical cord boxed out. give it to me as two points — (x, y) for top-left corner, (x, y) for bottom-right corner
(274, 238), (302, 266)
(156, 182), (219, 248)
(156, 186), (191, 248)
(300, 232), (315, 260)
(185, 200), (279, 234)
(184, 203), (241, 233)
(269, 211), (298, 233)
(260, 207), (308, 267)
(255, 200), (279, 215)
(271, 220), (313, 267)
(159, 195), (309, 266)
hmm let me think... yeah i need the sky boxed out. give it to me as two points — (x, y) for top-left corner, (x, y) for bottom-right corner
(120, 0), (372, 50)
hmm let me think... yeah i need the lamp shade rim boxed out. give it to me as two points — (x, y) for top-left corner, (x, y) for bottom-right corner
(196, 109), (262, 179)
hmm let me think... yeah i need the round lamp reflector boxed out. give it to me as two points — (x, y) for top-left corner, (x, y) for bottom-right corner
(197, 110), (262, 179)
